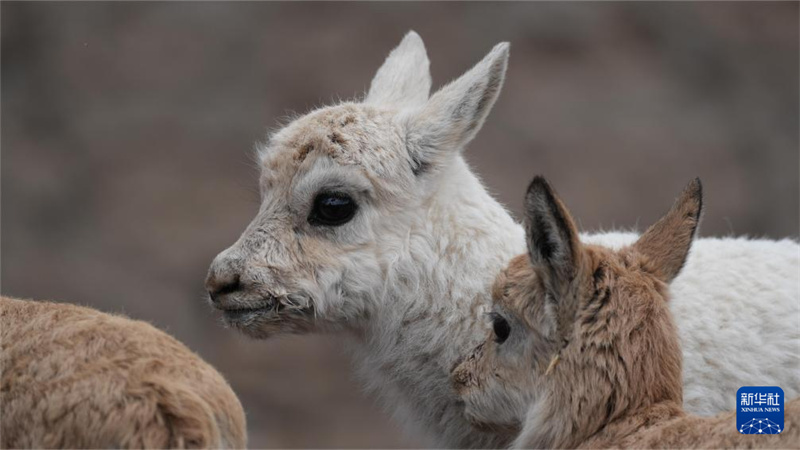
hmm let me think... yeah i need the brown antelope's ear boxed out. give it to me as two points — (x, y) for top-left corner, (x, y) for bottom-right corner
(524, 176), (581, 291)
(633, 178), (703, 283)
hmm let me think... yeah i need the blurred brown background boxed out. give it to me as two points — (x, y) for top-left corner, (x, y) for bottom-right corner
(2, 2), (798, 448)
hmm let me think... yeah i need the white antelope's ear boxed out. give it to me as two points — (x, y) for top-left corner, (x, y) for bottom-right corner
(405, 42), (509, 175)
(365, 31), (431, 109)
(633, 178), (703, 284)
(524, 176), (581, 292)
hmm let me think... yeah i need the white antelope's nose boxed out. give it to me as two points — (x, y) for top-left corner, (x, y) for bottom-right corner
(206, 252), (243, 305)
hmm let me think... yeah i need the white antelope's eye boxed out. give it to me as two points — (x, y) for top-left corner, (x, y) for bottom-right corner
(308, 192), (358, 226)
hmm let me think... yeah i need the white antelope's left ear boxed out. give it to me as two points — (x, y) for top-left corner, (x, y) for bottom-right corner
(365, 31), (431, 109)
(405, 42), (509, 175)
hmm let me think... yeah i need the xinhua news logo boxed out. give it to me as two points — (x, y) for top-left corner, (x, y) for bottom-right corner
(737, 386), (784, 435)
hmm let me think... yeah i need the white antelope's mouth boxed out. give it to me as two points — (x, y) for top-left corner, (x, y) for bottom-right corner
(221, 306), (271, 322)
(217, 295), (316, 336)
(215, 296), (277, 323)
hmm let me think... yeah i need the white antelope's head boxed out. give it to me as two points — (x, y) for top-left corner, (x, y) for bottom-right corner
(451, 177), (701, 447)
(206, 32), (509, 338)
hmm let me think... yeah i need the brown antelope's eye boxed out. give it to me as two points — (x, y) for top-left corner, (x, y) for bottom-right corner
(309, 192), (357, 226)
(491, 313), (511, 344)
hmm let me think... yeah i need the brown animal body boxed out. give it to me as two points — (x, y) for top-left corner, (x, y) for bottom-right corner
(0, 296), (246, 449)
(451, 177), (799, 449)
(583, 399), (799, 448)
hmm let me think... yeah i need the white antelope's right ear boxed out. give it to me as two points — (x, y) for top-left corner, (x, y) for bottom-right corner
(365, 31), (431, 109)
(404, 42), (509, 175)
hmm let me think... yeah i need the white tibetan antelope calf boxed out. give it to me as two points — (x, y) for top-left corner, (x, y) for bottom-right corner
(0, 296), (247, 449)
(452, 177), (799, 449)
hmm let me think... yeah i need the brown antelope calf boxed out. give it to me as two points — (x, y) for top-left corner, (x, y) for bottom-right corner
(0, 296), (247, 449)
(451, 177), (799, 448)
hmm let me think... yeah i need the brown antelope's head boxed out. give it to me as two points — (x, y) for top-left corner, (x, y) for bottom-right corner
(205, 32), (509, 338)
(451, 176), (702, 447)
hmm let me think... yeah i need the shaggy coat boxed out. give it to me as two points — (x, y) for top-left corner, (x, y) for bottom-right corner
(452, 177), (799, 449)
(205, 31), (799, 447)
(0, 296), (246, 449)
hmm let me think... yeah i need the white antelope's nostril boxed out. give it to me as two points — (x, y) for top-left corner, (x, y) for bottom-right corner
(206, 271), (241, 303)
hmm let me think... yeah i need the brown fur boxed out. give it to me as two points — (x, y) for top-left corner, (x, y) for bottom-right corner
(1, 297), (247, 449)
(265, 104), (402, 179)
(452, 178), (799, 449)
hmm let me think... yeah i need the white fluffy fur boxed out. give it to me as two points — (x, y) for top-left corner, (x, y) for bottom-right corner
(207, 31), (800, 447)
